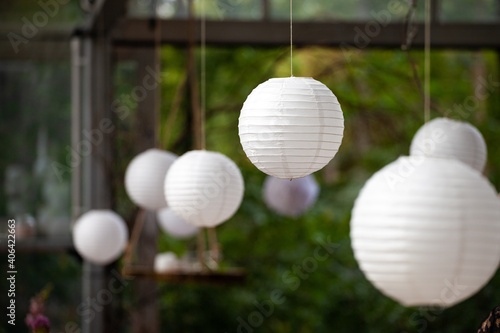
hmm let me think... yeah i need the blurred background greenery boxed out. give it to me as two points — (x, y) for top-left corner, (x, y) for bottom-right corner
(1, 0), (500, 332)
(137, 46), (500, 333)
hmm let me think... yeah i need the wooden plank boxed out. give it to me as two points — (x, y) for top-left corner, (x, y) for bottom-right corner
(112, 19), (500, 49)
(123, 266), (247, 285)
(0, 235), (72, 253)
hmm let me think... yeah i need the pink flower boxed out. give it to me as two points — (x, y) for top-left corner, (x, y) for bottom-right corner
(27, 314), (50, 333)
(25, 313), (35, 327)
(29, 296), (45, 316)
(25, 286), (52, 333)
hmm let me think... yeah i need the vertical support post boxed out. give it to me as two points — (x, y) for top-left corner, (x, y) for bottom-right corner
(76, 33), (114, 333)
(70, 37), (82, 221)
(130, 48), (160, 333)
(497, 0), (500, 19)
(72, 26), (117, 333)
(262, 0), (270, 21)
(73, 1), (129, 333)
(72, 29), (108, 333)
(431, 0), (440, 23)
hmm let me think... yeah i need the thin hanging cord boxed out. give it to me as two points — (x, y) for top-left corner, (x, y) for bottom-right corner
(290, 0), (293, 76)
(187, 0), (202, 150)
(200, 0), (220, 270)
(424, 0), (431, 123)
(200, 0), (207, 149)
(208, 227), (219, 268)
(197, 230), (208, 270)
(153, 0), (162, 148)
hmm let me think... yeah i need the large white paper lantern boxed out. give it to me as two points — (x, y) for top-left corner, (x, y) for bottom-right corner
(351, 157), (500, 307)
(238, 77), (344, 179)
(164, 150), (244, 227)
(72, 210), (129, 266)
(157, 207), (198, 239)
(410, 117), (487, 172)
(125, 148), (177, 210)
(263, 175), (319, 217)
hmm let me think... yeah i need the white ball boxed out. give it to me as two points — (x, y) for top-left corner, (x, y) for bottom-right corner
(410, 117), (487, 172)
(164, 150), (244, 227)
(125, 149), (177, 210)
(263, 175), (319, 217)
(72, 210), (129, 266)
(238, 77), (344, 179)
(351, 157), (500, 307)
(157, 208), (198, 239)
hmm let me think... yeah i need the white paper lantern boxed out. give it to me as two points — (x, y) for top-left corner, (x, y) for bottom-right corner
(125, 148), (177, 210)
(157, 207), (198, 239)
(164, 150), (244, 227)
(72, 210), (129, 266)
(154, 252), (180, 273)
(263, 175), (320, 217)
(238, 77), (344, 179)
(351, 157), (500, 307)
(410, 117), (487, 172)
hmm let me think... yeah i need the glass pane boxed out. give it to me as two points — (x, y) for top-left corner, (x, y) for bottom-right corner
(0, 2), (85, 24)
(0, 2), (82, 332)
(0, 2), (78, 238)
(128, 0), (191, 18)
(271, 0), (412, 21)
(0, 58), (72, 238)
(128, 0), (263, 20)
(441, 0), (499, 22)
(193, 0), (263, 20)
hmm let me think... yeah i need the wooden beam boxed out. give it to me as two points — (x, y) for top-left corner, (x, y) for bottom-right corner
(112, 19), (500, 49)
(0, 235), (72, 253)
(0, 25), (72, 60)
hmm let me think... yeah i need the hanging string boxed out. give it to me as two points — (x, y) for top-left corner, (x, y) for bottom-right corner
(290, 0), (293, 77)
(208, 227), (219, 268)
(200, 0), (207, 149)
(200, 0), (220, 269)
(424, 0), (431, 123)
(151, 0), (162, 148)
(187, 0), (206, 151)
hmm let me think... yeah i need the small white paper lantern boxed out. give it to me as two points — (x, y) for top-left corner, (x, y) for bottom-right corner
(72, 210), (129, 266)
(238, 77), (344, 179)
(157, 208), (198, 239)
(154, 252), (180, 273)
(351, 157), (500, 307)
(263, 175), (320, 217)
(164, 150), (244, 227)
(410, 117), (487, 172)
(125, 149), (177, 210)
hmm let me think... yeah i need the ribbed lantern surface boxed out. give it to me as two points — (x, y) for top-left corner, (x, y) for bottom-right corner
(239, 77), (344, 179)
(164, 150), (244, 227)
(351, 157), (500, 307)
(410, 117), (487, 172)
